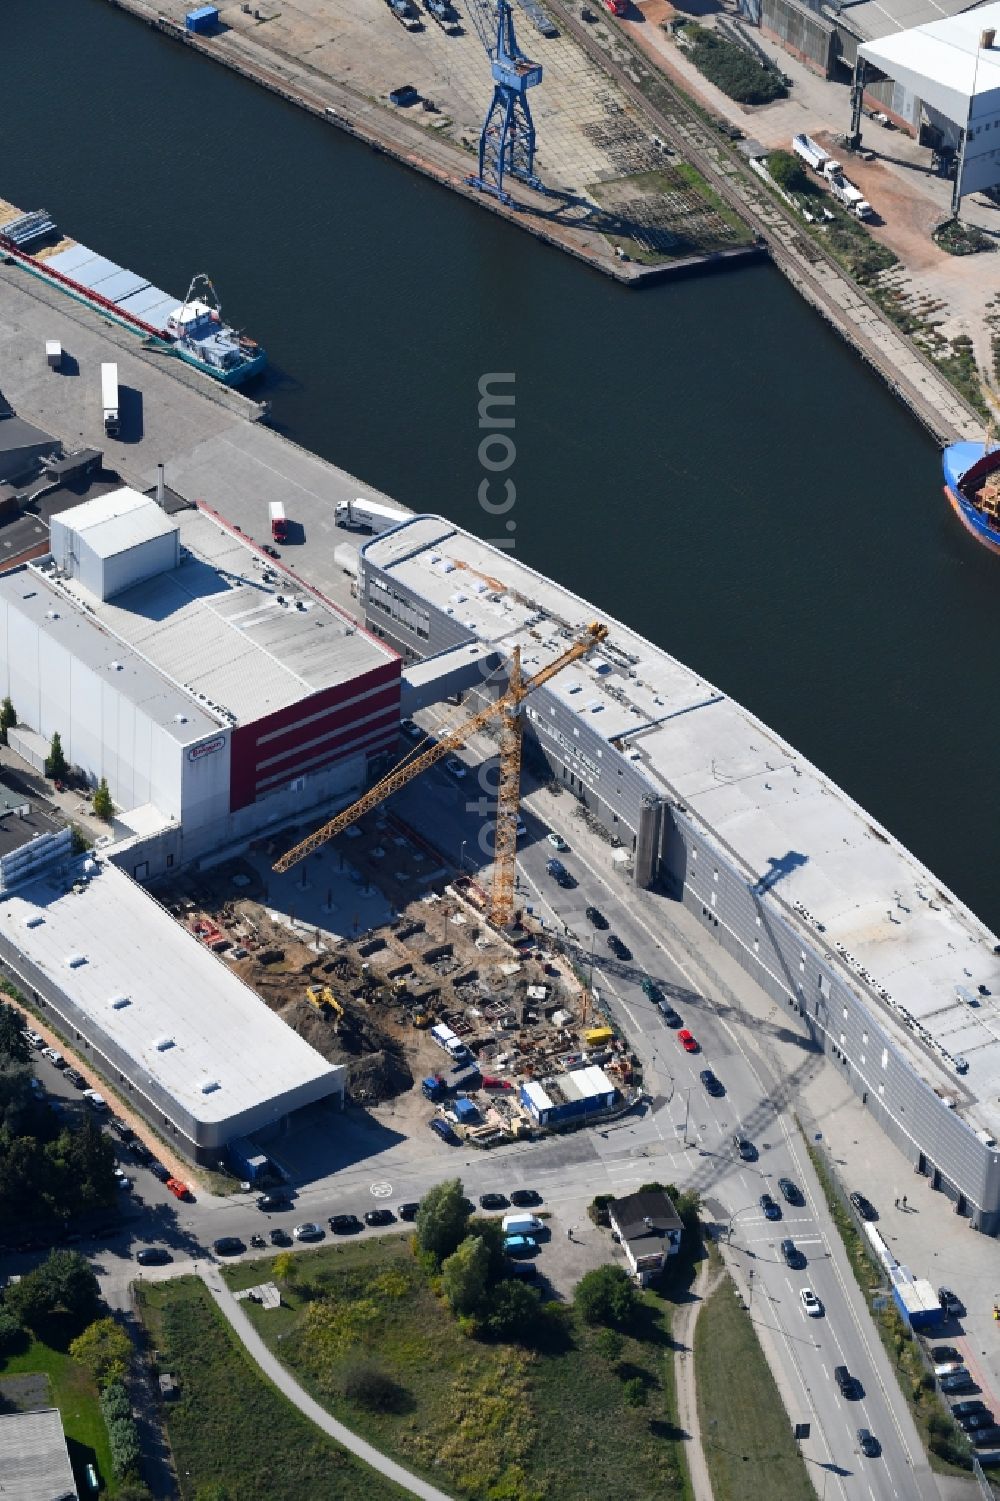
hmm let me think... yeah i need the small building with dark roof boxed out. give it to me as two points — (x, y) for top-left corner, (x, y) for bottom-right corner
(608, 1189), (683, 1285)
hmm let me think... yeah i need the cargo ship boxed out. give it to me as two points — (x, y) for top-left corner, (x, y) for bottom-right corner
(0, 209), (266, 387)
(942, 439), (1000, 552)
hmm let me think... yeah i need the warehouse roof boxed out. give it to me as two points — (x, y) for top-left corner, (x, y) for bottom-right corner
(49, 508), (395, 724)
(53, 486), (177, 557)
(835, 0), (989, 45)
(363, 517), (1000, 1142)
(0, 1407), (76, 1501)
(859, 1), (1000, 117)
(3, 858), (343, 1126)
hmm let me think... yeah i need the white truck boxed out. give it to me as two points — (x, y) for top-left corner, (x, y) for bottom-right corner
(792, 133), (829, 173)
(100, 362), (120, 438)
(828, 172), (873, 220)
(334, 496), (409, 534)
(430, 1022), (472, 1065)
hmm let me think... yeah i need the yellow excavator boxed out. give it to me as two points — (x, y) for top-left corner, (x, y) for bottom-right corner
(274, 621), (608, 929)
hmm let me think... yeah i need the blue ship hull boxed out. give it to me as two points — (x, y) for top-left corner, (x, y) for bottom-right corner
(942, 441), (1000, 553)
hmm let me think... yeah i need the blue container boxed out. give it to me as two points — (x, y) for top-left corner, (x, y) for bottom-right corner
(186, 6), (219, 33)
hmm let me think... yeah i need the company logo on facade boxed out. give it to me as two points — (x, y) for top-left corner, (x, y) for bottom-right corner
(188, 735), (226, 764)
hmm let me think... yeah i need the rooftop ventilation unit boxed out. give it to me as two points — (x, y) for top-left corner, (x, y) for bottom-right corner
(65, 953), (87, 968)
(198, 1078), (220, 1094)
(153, 1036), (175, 1051)
(23, 913), (44, 929)
(109, 994), (131, 1010)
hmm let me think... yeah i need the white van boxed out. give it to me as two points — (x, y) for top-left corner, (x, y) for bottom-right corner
(501, 1212), (543, 1237)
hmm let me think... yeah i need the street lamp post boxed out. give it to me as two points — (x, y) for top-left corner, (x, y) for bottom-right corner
(726, 1202), (760, 1242)
(459, 839), (467, 873)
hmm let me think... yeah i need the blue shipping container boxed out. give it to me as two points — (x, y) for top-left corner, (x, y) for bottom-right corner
(186, 6), (220, 32)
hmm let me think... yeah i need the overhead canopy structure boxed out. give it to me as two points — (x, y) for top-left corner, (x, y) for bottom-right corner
(860, 3), (1000, 199)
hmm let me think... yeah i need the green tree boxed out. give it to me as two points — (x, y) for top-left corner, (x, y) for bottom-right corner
(272, 1251), (296, 1283)
(0, 1310), (24, 1355)
(415, 1178), (471, 1264)
(483, 1278), (541, 1340)
(92, 778), (114, 822)
(70, 1316), (132, 1387)
(107, 1415), (141, 1478)
(99, 1381), (132, 1423)
(573, 1265), (639, 1328)
(767, 149), (812, 194)
(6, 1249), (101, 1331)
(194, 1486), (233, 1501)
(0, 695), (15, 744)
(0, 1003), (29, 1064)
(55, 1114), (117, 1214)
(465, 1215), (507, 1285)
(441, 1233), (491, 1316)
(44, 731), (69, 783)
(622, 1375), (647, 1406)
(594, 1327), (624, 1363)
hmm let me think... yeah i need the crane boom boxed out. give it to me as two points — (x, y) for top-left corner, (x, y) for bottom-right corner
(272, 621), (608, 878)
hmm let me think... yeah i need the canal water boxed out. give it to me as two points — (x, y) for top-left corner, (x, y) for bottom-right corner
(9, 0), (1000, 922)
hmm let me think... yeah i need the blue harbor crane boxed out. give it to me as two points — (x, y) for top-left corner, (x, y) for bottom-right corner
(463, 0), (543, 205)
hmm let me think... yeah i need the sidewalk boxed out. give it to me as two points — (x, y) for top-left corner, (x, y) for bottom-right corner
(672, 1259), (721, 1501)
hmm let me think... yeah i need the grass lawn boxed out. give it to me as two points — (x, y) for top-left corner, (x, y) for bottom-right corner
(0, 1331), (116, 1496)
(695, 1279), (814, 1501)
(138, 1277), (409, 1501)
(222, 1236), (692, 1501)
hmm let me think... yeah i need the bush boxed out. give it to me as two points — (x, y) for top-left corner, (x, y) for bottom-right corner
(589, 1194), (613, 1227)
(574, 1265), (639, 1328)
(683, 25), (787, 105)
(767, 150), (812, 194)
(623, 1376), (648, 1407)
(92, 778), (114, 822)
(482, 1279), (542, 1341)
(108, 1414), (141, 1478)
(70, 1316), (132, 1388)
(100, 1380), (132, 1424)
(0, 1310), (24, 1354)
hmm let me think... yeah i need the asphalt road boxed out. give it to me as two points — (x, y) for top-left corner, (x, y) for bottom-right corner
(6, 716), (943, 1501)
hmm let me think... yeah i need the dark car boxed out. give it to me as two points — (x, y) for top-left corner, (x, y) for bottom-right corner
(940, 1370), (977, 1394)
(934, 1346), (963, 1366)
(257, 1194), (291, 1212)
(780, 1237), (803, 1268)
(510, 1188), (542, 1207)
(734, 1136), (756, 1161)
(150, 1161), (171, 1183)
(659, 1001), (681, 1026)
(329, 1214), (363, 1234)
(364, 1208), (396, 1227)
(132, 1142), (152, 1164)
(507, 1260), (538, 1280)
(136, 1247), (172, 1266)
(70, 1072), (90, 1090)
(700, 1069), (724, 1096)
(778, 1177), (802, 1205)
(606, 934), (631, 961)
(951, 1399), (987, 1418)
(269, 1228), (291, 1246)
(262, 544), (281, 559)
(398, 1202), (420, 1221)
(63, 1067), (82, 1086)
(546, 858), (575, 889)
(973, 1428), (1000, 1448)
(938, 1286), (964, 1317)
(834, 1365), (860, 1399)
(430, 1117), (458, 1144)
(585, 906), (609, 929)
(849, 1191), (877, 1222)
(760, 1194), (781, 1222)
(212, 1237), (244, 1257)
(479, 1193), (508, 1211)
(641, 978), (663, 1003)
(960, 1411), (996, 1431)
(857, 1428), (880, 1457)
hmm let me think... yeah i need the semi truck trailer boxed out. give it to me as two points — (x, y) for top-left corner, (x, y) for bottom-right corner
(334, 497), (409, 534)
(100, 362), (119, 438)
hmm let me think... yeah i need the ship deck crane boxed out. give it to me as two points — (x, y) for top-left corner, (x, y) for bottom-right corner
(463, 0), (544, 204)
(272, 621), (609, 930)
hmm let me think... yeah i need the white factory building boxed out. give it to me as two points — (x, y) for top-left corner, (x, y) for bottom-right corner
(0, 832), (345, 1159)
(0, 488), (401, 878)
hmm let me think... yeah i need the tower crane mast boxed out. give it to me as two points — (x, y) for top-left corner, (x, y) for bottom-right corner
(273, 622), (609, 929)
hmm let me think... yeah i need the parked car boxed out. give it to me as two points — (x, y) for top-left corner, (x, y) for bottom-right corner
(546, 832), (568, 851)
(444, 757), (467, 780)
(938, 1286), (964, 1317)
(849, 1191), (877, 1222)
(149, 1161), (170, 1183)
(430, 1117), (458, 1143)
(933, 1346), (963, 1365)
(136, 1246), (172, 1266)
(479, 1193), (508, 1210)
(934, 1361), (966, 1378)
(401, 718), (422, 740)
(63, 1067), (82, 1086)
(293, 1222), (324, 1242)
(585, 905), (609, 929)
(959, 1411), (996, 1431)
(364, 1209), (395, 1227)
(778, 1177), (802, 1205)
(606, 933), (631, 961)
(941, 1371), (977, 1394)
(509, 1189), (542, 1207)
(82, 1089), (107, 1112)
(781, 1238), (803, 1268)
(857, 1428), (880, 1457)
(800, 1288), (822, 1316)
(269, 1228), (291, 1246)
(212, 1237), (244, 1256)
(166, 1178), (191, 1201)
(760, 1193), (781, 1222)
(504, 1235), (537, 1259)
(699, 1069), (724, 1096)
(398, 1202), (420, 1221)
(734, 1136), (756, 1161)
(262, 543), (280, 560)
(329, 1214), (363, 1234)
(42, 1048), (65, 1068)
(507, 1259), (538, 1280)
(973, 1428), (1000, 1448)
(834, 1365), (860, 1399)
(257, 1194), (291, 1212)
(951, 1400), (988, 1418)
(678, 1029), (699, 1053)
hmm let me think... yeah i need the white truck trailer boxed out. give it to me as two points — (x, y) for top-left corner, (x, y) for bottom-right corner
(334, 496), (409, 534)
(792, 134), (829, 173)
(828, 173), (873, 220)
(100, 362), (120, 438)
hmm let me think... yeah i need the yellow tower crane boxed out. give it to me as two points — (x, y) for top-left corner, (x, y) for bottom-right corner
(272, 621), (609, 929)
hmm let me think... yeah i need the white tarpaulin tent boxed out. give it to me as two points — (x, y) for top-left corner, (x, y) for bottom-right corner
(860, 3), (1000, 198)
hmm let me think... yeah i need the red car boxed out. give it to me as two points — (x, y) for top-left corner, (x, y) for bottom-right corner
(604, 0), (627, 14)
(678, 1029), (699, 1053)
(166, 1177), (192, 1201)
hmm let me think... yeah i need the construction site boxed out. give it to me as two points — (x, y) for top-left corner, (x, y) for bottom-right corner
(155, 802), (640, 1149)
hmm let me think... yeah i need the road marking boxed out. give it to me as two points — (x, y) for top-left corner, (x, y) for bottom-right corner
(370, 1181), (393, 1198)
